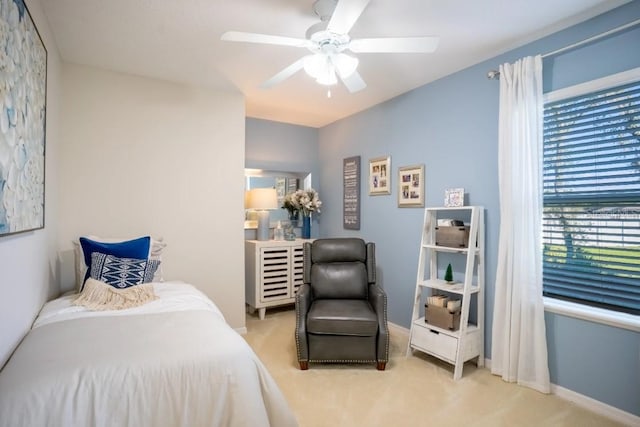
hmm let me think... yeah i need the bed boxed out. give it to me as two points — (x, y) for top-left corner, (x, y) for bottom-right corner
(0, 281), (298, 427)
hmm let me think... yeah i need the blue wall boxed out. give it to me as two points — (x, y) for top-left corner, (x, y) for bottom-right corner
(316, 2), (640, 417)
(245, 3), (640, 416)
(245, 118), (319, 176)
(245, 118), (321, 237)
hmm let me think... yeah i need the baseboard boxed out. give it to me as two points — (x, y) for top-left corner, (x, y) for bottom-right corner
(485, 357), (638, 426)
(235, 326), (248, 335)
(550, 383), (639, 426)
(392, 322), (639, 426)
(388, 321), (409, 336)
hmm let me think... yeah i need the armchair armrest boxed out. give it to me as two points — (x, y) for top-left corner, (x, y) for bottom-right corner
(368, 284), (389, 363)
(295, 283), (313, 364)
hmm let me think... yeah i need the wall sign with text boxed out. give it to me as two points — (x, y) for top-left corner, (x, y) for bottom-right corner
(343, 156), (361, 229)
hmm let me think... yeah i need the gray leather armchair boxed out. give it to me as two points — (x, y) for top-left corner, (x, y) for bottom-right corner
(295, 238), (389, 370)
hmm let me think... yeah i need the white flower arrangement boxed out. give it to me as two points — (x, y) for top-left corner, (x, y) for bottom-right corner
(282, 188), (322, 217)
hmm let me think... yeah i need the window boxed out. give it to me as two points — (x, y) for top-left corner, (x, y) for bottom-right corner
(542, 68), (640, 315)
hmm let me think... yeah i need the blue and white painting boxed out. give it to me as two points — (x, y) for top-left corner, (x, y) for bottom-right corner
(0, 0), (47, 236)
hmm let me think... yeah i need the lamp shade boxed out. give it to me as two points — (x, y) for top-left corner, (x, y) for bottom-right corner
(246, 188), (278, 210)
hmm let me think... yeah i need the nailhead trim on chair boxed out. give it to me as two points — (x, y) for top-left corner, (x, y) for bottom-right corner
(308, 359), (377, 364)
(382, 288), (389, 362)
(295, 290), (305, 364)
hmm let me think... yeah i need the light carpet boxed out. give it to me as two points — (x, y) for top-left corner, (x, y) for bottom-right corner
(242, 306), (623, 427)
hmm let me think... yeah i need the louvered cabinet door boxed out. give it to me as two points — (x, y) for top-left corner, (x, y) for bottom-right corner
(259, 247), (291, 302)
(290, 244), (305, 297)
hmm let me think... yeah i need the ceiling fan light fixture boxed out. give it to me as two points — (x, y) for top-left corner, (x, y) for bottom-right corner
(316, 66), (338, 86)
(304, 53), (337, 86)
(222, 0), (439, 94)
(332, 53), (358, 78)
(303, 54), (325, 79)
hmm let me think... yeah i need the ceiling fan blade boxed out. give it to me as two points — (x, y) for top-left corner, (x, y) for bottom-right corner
(260, 57), (306, 89)
(350, 36), (439, 53)
(221, 31), (309, 48)
(327, 0), (371, 35)
(339, 70), (367, 93)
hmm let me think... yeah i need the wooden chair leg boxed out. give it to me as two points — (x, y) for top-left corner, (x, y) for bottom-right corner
(299, 361), (309, 370)
(376, 362), (386, 371)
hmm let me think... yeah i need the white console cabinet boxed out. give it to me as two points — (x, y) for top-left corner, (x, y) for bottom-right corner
(245, 239), (313, 320)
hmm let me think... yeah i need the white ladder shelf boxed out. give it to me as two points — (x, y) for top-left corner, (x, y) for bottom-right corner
(406, 206), (485, 380)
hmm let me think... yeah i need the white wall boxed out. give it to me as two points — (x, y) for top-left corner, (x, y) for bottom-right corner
(0, 0), (62, 368)
(58, 64), (247, 328)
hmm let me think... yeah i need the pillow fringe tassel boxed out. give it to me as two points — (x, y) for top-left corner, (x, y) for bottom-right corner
(73, 278), (157, 311)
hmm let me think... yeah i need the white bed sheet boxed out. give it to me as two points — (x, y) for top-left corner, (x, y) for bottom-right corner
(33, 281), (225, 328)
(0, 281), (298, 427)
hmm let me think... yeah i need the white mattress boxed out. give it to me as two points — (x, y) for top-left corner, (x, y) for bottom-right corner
(0, 281), (298, 427)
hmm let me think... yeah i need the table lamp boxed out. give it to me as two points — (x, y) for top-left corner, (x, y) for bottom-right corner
(246, 188), (278, 241)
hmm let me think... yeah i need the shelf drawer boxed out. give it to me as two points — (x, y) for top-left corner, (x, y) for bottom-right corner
(411, 323), (458, 363)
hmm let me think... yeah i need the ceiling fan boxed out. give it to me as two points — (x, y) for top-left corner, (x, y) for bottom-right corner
(221, 0), (439, 95)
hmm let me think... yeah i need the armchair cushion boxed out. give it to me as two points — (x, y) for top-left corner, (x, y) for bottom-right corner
(307, 300), (378, 337)
(311, 263), (368, 299)
(310, 238), (366, 263)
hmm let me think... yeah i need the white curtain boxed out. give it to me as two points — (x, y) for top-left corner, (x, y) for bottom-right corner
(491, 55), (550, 394)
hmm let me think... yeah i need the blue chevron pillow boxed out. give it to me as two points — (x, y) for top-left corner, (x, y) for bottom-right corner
(79, 236), (151, 289)
(89, 252), (161, 289)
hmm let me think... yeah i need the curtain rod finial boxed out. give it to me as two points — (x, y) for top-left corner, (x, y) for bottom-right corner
(487, 70), (500, 80)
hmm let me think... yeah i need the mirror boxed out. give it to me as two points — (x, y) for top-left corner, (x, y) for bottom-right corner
(244, 169), (311, 228)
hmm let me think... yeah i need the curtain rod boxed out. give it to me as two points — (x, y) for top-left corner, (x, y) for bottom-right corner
(486, 18), (640, 79)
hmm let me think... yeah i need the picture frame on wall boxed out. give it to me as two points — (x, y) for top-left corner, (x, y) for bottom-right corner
(343, 156), (361, 230)
(0, 0), (47, 237)
(398, 164), (425, 208)
(286, 178), (299, 194)
(444, 188), (465, 207)
(275, 177), (286, 206)
(369, 156), (391, 195)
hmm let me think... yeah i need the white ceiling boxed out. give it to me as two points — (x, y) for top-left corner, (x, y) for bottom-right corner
(40, 0), (628, 128)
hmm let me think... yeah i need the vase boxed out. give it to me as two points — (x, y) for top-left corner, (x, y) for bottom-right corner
(301, 215), (311, 239)
(288, 210), (299, 225)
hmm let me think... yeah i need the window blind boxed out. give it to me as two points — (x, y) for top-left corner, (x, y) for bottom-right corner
(542, 80), (640, 314)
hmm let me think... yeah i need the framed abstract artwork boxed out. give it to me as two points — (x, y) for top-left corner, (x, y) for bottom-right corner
(398, 164), (425, 208)
(368, 156), (391, 195)
(0, 0), (47, 236)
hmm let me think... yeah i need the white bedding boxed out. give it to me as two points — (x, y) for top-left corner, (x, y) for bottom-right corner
(0, 281), (298, 427)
